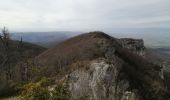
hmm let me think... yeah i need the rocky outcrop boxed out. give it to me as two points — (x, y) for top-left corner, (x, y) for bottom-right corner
(67, 58), (139, 100)
(118, 38), (145, 56)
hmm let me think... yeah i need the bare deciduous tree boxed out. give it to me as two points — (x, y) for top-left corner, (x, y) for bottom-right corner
(0, 27), (12, 80)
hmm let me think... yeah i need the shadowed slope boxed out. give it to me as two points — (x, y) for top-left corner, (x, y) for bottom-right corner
(0, 40), (46, 68)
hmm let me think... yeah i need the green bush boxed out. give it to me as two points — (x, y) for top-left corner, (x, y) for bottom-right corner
(20, 82), (50, 100)
(20, 78), (70, 100)
(51, 82), (70, 100)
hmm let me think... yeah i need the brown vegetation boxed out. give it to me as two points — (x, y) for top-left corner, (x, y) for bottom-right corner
(36, 31), (112, 75)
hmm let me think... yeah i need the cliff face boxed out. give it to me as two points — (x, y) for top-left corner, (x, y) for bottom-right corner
(66, 38), (144, 100)
(37, 32), (168, 100)
(67, 58), (139, 100)
(118, 38), (145, 56)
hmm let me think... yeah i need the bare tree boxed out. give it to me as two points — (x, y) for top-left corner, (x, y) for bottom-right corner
(0, 27), (12, 80)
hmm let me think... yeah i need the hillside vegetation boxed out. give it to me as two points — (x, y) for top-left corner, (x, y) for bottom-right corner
(0, 27), (46, 97)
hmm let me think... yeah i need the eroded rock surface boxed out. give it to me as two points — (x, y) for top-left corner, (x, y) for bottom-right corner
(67, 58), (139, 100)
(118, 38), (145, 56)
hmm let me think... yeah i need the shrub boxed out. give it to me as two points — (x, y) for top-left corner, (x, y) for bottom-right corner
(20, 78), (70, 100)
(20, 82), (50, 100)
(51, 82), (70, 100)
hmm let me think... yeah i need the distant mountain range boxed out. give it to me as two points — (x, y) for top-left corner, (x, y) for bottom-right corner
(11, 31), (80, 48)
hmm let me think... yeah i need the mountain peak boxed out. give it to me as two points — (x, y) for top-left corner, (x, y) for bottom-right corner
(83, 31), (112, 39)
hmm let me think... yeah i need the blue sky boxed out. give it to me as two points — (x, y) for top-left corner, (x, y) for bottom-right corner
(0, 0), (170, 32)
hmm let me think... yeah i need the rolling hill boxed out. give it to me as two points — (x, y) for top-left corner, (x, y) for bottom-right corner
(0, 40), (46, 67)
(11, 31), (80, 48)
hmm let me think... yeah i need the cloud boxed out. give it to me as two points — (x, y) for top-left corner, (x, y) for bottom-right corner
(0, 0), (169, 32)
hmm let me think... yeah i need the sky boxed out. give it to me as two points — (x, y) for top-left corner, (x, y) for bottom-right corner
(0, 0), (170, 32)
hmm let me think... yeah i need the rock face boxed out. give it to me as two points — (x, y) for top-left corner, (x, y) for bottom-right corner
(118, 38), (145, 56)
(68, 58), (139, 100)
